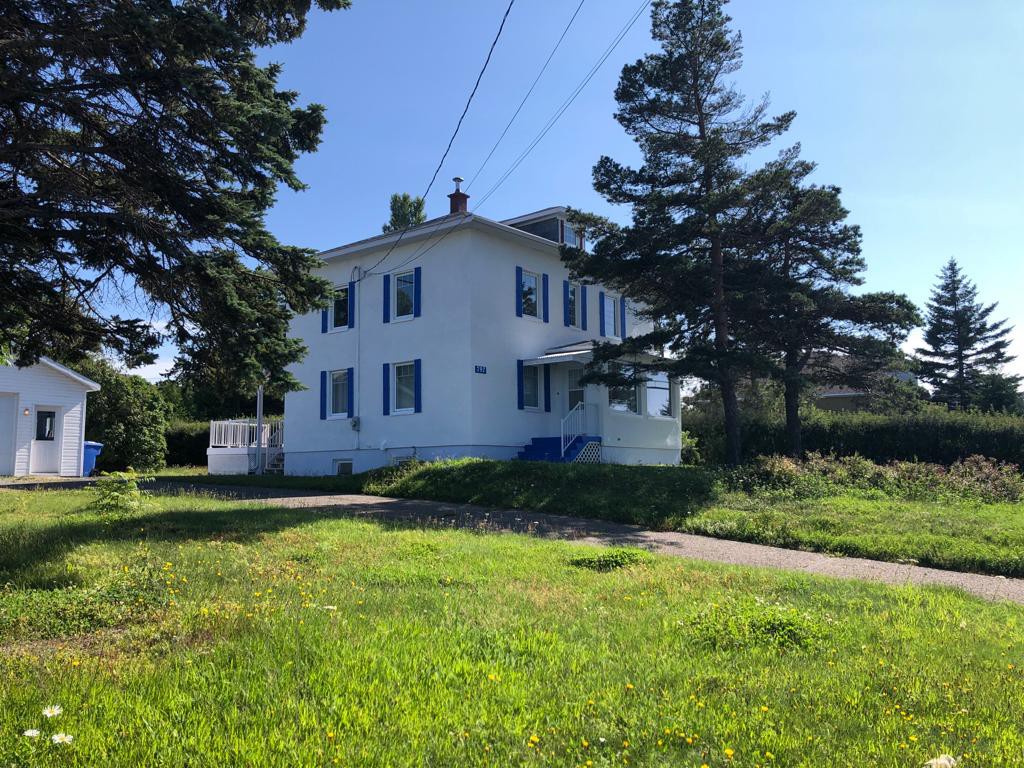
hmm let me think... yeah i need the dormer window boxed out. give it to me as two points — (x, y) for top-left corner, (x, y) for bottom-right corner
(562, 221), (579, 248)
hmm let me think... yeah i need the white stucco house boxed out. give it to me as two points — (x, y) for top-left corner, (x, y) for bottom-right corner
(208, 181), (682, 475)
(0, 357), (100, 477)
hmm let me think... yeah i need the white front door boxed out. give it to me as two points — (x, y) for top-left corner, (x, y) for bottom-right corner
(0, 394), (15, 476)
(30, 406), (61, 475)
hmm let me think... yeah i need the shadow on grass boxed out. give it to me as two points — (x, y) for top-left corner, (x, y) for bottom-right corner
(2, 467), (720, 585)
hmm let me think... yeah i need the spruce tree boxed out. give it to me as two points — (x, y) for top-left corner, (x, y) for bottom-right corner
(742, 154), (919, 456)
(916, 258), (1017, 409)
(382, 193), (427, 233)
(1, 0), (349, 396)
(563, 0), (794, 464)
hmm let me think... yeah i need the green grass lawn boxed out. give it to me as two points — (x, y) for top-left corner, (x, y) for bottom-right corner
(2, 487), (1023, 766)
(158, 459), (1024, 578)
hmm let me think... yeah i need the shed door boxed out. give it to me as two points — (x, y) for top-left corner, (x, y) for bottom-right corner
(29, 406), (61, 474)
(0, 394), (15, 475)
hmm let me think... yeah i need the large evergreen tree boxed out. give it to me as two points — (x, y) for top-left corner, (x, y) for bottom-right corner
(382, 193), (427, 233)
(742, 154), (919, 456)
(915, 258), (1017, 409)
(563, 0), (794, 464)
(1, 0), (349, 395)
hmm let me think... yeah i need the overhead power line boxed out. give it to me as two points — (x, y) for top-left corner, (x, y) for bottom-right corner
(464, 0), (588, 192)
(359, 0), (516, 280)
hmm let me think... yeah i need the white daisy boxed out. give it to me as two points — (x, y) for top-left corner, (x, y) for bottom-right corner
(23, 729), (40, 738)
(51, 733), (73, 744)
(42, 704), (63, 718)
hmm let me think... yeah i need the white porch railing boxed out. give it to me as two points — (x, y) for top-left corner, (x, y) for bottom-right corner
(560, 402), (586, 458)
(209, 419), (284, 449)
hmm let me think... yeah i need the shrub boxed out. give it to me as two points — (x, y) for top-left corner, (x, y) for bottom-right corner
(165, 420), (209, 467)
(569, 547), (652, 572)
(683, 407), (1024, 467)
(90, 469), (152, 518)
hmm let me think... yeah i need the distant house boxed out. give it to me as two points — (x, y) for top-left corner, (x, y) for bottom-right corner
(814, 370), (917, 411)
(0, 358), (100, 476)
(208, 181), (683, 475)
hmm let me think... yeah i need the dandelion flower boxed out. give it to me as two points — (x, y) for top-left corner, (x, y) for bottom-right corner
(51, 733), (73, 744)
(23, 729), (40, 738)
(42, 705), (63, 718)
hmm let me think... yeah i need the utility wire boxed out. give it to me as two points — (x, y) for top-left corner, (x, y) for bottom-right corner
(464, 0), (587, 191)
(472, 0), (651, 213)
(380, 0), (650, 276)
(359, 0), (516, 280)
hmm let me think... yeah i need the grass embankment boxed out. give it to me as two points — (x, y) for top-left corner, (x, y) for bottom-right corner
(160, 458), (1024, 578)
(1, 488), (1023, 766)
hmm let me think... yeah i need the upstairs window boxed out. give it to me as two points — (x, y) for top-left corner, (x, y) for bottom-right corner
(395, 271), (416, 319)
(520, 270), (539, 318)
(567, 283), (579, 328)
(332, 286), (349, 329)
(563, 222), (579, 248)
(603, 295), (620, 338)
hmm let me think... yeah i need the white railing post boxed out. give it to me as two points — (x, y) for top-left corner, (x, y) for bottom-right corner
(560, 402), (586, 457)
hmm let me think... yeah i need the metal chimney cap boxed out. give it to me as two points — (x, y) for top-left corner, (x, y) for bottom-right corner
(452, 176), (464, 192)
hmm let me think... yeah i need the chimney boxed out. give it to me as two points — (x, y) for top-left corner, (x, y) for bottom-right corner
(447, 176), (469, 214)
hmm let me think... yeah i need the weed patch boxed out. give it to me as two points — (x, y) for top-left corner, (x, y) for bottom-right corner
(569, 547), (652, 572)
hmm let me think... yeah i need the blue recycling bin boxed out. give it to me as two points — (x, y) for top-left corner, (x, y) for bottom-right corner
(83, 441), (103, 476)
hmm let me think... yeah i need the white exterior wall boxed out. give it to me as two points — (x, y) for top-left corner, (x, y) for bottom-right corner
(282, 216), (682, 475)
(0, 362), (95, 477)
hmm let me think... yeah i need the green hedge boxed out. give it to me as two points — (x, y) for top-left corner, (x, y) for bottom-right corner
(682, 408), (1024, 466)
(165, 420), (208, 467)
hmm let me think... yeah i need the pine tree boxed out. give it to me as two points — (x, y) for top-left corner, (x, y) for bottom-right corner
(1, 0), (349, 396)
(382, 193), (427, 233)
(563, 0), (795, 464)
(916, 258), (1017, 409)
(741, 154), (919, 456)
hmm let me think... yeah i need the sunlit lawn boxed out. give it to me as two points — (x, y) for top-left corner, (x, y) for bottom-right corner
(2, 488), (1023, 766)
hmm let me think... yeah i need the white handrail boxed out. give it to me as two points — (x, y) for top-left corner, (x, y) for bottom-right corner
(560, 402), (586, 457)
(209, 419), (284, 448)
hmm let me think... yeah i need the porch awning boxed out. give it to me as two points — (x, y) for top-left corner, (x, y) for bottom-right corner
(521, 340), (669, 367)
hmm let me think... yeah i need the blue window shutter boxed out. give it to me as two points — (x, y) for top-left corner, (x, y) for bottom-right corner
(516, 360), (524, 410)
(346, 367), (354, 416)
(347, 281), (356, 329)
(543, 364), (551, 412)
(515, 266), (523, 317)
(562, 280), (570, 326)
(414, 358), (422, 413)
(599, 291), (606, 336)
(619, 298), (627, 338)
(413, 266), (422, 317)
(580, 285), (588, 330)
(382, 363), (390, 415)
(319, 371), (327, 420)
(320, 309), (328, 334)
(542, 273), (549, 323)
(383, 274), (391, 323)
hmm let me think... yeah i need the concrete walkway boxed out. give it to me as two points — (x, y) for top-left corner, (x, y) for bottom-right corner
(155, 481), (1024, 605)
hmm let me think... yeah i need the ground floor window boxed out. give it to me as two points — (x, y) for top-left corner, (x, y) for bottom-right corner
(522, 365), (540, 409)
(645, 372), (673, 417)
(394, 362), (416, 412)
(608, 364), (640, 415)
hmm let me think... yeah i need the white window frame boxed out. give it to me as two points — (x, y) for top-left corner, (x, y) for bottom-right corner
(567, 282), (581, 329)
(520, 270), (540, 319)
(329, 369), (350, 419)
(329, 285), (350, 332)
(562, 221), (580, 248)
(644, 373), (676, 419)
(393, 270), (416, 322)
(392, 360), (416, 415)
(333, 459), (353, 476)
(607, 364), (640, 416)
(522, 365), (541, 410)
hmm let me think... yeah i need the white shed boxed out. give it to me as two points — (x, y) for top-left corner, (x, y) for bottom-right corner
(0, 357), (100, 477)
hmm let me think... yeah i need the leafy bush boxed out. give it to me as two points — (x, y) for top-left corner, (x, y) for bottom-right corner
(726, 453), (1024, 503)
(569, 547), (652, 572)
(76, 357), (168, 471)
(683, 407), (1024, 466)
(90, 470), (152, 518)
(165, 420), (209, 467)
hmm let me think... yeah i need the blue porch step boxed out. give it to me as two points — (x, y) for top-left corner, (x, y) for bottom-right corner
(516, 435), (601, 463)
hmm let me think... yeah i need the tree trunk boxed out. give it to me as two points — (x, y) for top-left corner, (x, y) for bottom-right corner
(710, 233), (742, 465)
(784, 376), (802, 459)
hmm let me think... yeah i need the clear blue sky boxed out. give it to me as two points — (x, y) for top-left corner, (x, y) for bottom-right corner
(139, 0), (1024, 379)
